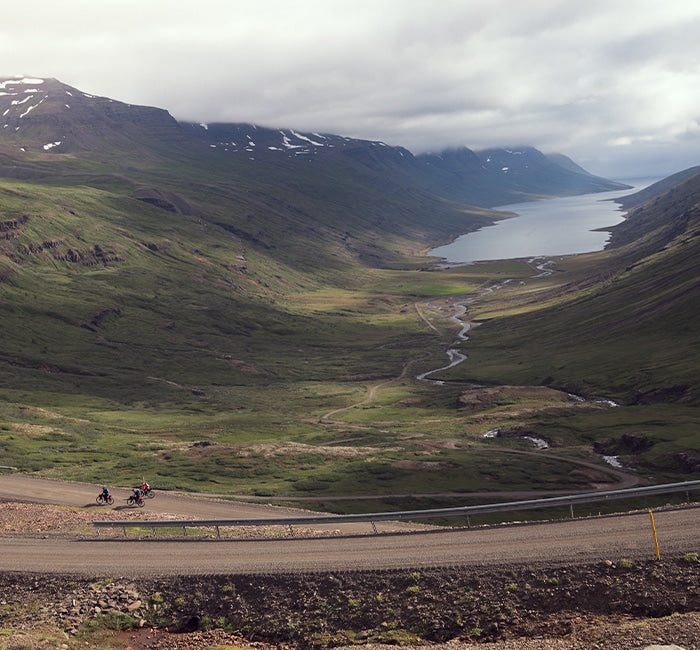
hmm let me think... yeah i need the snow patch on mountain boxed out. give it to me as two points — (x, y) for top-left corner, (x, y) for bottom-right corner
(0, 77), (45, 91)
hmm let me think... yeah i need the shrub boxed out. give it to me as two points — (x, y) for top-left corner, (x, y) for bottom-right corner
(149, 592), (164, 605)
(79, 612), (139, 633)
(618, 558), (634, 569)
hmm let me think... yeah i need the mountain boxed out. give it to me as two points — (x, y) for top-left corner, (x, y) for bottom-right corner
(178, 121), (414, 162)
(0, 75), (639, 399)
(1, 75), (626, 211)
(0, 76), (630, 279)
(605, 167), (700, 255)
(613, 166), (700, 211)
(180, 122), (630, 207)
(0, 77), (494, 277)
(412, 146), (630, 206)
(0, 77), (195, 158)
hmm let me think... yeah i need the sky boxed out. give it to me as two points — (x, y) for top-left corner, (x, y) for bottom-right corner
(2, 0), (699, 179)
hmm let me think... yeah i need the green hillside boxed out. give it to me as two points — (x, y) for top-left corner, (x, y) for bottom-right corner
(442, 172), (699, 401)
(0, 76), (696, 503)
(434, 172), (699, 478)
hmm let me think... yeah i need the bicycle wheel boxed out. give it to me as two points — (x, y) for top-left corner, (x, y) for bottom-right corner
(146, 490), (155, 498)
(96, 495), (103, 505)
(137, 499), (145, 508)
(107, 496), (114, 505)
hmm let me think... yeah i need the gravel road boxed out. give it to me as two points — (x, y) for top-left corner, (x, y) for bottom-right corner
(0, 474), (697, 576)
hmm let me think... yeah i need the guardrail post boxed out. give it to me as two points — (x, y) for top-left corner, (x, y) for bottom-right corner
(152, 527), (157, 537)
(371, 521), (378, 535)
(216, 525), (220, 539)
(183, 526), (187, 536)
(288, 524), (294, 536)
(570, 504), (574, 518)
(466, 515), (471, 528)
(122, 525), (126, 537)
(648, 509), (661, 559)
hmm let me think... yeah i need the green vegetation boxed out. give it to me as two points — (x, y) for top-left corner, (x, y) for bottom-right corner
(618, 558), (635, 570)
(0, 98), (697, 510)
(78, 611), (139, 633)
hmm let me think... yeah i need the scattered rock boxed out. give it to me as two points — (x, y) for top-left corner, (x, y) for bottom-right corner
(1, 558), (698, 648)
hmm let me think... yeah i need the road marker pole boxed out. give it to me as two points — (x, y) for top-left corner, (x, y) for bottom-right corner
(648, 509), (661, 559)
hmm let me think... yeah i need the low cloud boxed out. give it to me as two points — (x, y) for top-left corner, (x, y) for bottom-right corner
(1, 0), (698, 178)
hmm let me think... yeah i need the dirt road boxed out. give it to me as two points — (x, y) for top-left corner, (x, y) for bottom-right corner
(0, 473), (324, 518)
(0, 474), (697, 576)
(1, 507), (698, 576)
(0, 473), (419, 534)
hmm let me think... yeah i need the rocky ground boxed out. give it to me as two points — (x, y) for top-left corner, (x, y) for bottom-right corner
(1, 558), (698, 649)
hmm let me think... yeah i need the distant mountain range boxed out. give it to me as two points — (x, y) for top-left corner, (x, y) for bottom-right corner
(1, 76), (628, 209)
(180, 121), (632, 207)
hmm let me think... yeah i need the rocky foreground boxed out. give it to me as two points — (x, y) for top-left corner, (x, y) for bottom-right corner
(1, 556), (698, 649)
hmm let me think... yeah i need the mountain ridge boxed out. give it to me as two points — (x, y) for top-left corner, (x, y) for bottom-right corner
(1, 76), (627, 209)
(180, 122), (630, 207)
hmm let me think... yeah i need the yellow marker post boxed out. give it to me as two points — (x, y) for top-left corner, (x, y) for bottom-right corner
(648, 509), (661, 559)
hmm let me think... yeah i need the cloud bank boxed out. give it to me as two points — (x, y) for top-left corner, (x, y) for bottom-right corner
(2, 0), (699, 178)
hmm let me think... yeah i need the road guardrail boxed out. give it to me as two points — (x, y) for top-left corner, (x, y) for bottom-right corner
(93, 480), (700, 537)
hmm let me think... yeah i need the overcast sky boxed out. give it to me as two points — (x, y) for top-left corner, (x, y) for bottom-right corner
(2, 0), (699, 178)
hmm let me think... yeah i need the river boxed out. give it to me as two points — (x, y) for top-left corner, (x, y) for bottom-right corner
(430, 179), (658, 265)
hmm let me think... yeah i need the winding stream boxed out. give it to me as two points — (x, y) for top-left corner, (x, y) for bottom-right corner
(420, 180), (657, 387)
(416, 278), (515, 384)
(414, 262), (622, 458)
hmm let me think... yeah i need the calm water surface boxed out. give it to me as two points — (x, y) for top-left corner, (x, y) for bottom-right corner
(430, 180), (657, 265)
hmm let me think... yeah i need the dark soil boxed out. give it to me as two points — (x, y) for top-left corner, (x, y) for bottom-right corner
(1, 557), (698, 648)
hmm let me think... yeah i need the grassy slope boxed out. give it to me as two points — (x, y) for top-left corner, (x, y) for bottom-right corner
(0, 140), (501, 497)
(442, 173), (699, 404)
(0, 140), (492, 383)
(0, 107), (697, 504)
(431, 174), (699, 481)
